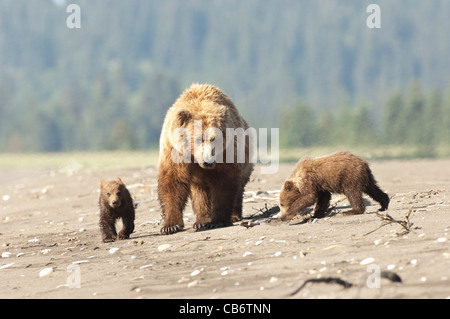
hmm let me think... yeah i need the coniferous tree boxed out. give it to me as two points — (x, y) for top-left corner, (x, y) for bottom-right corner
(382, 90), (405, 145)
(316, 111), (336, 146)
(280, 101), (317, 148)
(351, 104), (377, 146)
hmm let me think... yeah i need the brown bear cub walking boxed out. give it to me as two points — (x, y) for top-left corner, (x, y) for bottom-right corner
(158, 83), (254, 235)
(99, 178), (135, 242)
(279, 152), (389, 221)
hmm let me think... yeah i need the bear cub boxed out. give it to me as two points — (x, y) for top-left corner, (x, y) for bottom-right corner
(99, 178), (135, 242)
(279, 152), (389, 221)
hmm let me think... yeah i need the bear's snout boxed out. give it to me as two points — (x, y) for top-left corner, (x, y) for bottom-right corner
(279, 205), (295, 221)
(201, 161), (216, 169)
(110, 199), (121, 208)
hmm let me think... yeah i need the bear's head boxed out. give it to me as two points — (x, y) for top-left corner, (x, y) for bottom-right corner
(279, 179), (301, 221)
(100, 178), (127, 209)
(169, 104), (230, 169)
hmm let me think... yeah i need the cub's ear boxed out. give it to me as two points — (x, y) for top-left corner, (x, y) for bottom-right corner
(283, 180), (295, 191)
(177, 109), (192, 127)
(115, 177), (124, 185)
(100, 180), (106, 189)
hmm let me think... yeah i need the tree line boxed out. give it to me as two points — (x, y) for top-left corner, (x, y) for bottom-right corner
(1, 1), (450, 156)
(280, 81), (450, 157)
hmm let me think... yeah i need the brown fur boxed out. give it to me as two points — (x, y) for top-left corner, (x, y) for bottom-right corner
(99, 178), (135, 242)
(158, 83), (254, 234)
(279, 152), (389, 221)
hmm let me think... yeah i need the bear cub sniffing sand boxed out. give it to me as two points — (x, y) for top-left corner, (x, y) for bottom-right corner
(279, 152), (389, 221)
(99, 178), (135, 242)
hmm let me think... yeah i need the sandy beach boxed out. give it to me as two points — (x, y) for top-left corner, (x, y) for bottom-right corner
(1, 158), (449, 299)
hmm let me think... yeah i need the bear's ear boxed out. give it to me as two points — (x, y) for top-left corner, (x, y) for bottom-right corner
(216, 105), (227, 120)
(218, 105), (227, 115)
(100, 180), (106, 189)
(283, 180), (295, 191)
(177, 109), (192, 127)
(115, 177), (123, 185)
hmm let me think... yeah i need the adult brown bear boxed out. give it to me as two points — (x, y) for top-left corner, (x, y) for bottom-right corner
(157, 83), (254, 234)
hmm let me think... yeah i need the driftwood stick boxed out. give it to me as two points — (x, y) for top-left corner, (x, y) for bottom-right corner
(364, 206), (414, 236)
(287, 277), (353, 297)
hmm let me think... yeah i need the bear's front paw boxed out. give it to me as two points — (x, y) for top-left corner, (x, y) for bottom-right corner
(160, 224), (182, 235)
(202, 222), (225, 229)
(118, 232), (130, 240)
(193, 222), (203, 229)
(193, 221), (225, 230)
(193, 221), (209, 229)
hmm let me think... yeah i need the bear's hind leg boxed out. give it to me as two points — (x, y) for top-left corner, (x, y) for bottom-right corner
(205, 177), (239, 229)
(343, 190), (366, 216)
(365, 184), (390, 211)
(191, 185), (212, 229)
(232, 165), (253, 222)
(231, 181), (245, 222)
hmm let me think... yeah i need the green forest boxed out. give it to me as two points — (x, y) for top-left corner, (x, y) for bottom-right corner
(281, 81), (450, 156)
(1, 0), (450, 156)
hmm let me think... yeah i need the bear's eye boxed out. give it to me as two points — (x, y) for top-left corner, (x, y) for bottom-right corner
(280, 203), (284, 207)
(116, 192), (121, 196)
(106, 193), (111, 197)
